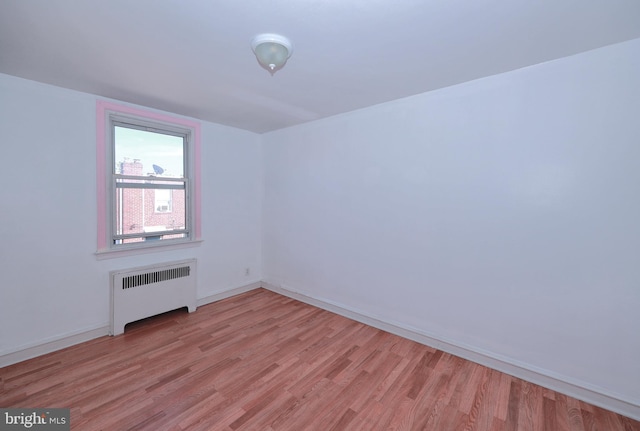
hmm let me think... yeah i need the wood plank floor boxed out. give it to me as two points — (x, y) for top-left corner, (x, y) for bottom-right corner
(1, 288), (638, 430)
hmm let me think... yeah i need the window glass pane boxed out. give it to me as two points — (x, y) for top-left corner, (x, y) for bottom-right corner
(113, 123), (188, 246)
(114, 126), (184, 178)
(115, 187), (186, 241)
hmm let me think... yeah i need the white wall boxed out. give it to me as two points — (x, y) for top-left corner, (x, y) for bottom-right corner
(263, 38), (640, 410)
(0, 74), (263, 358)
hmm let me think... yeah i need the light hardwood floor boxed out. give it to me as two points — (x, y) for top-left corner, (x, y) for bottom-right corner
(1, 288), (638, 430)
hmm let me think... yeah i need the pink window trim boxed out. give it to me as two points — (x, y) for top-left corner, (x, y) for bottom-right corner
(96, 100), (202, 251)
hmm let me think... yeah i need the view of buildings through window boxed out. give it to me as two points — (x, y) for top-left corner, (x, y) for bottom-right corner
(113, 125), (188, 244)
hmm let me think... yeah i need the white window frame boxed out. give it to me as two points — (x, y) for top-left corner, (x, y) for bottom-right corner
(96, 101), (201, 257)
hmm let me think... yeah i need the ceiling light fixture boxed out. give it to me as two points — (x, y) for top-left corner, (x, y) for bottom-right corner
(251, 33), (293, 75)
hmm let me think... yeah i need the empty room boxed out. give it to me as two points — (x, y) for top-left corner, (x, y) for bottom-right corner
(1, 1), (639, 430)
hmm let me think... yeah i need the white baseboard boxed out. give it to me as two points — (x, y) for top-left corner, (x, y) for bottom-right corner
(0, 281), (263, 369)
(0, 325), (110, 368)
(262, 281), (640, 421)
(197, 281), (262, 307)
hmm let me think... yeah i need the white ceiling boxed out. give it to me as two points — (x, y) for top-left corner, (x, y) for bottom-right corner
(1, 1), (639, 133)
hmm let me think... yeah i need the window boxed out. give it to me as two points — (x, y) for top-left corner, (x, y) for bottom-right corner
(154, 189), (172, 213)
(97, 101), (201, 253)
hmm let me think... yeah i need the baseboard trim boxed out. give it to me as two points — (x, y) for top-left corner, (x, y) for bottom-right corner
(262, 282), (640, 421)
(0, 325), (110, 368)
(0, 281), (263, 369)
(197, 281), (262, 307)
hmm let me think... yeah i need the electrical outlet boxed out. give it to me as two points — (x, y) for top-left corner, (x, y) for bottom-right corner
(245, 267), (250, 276)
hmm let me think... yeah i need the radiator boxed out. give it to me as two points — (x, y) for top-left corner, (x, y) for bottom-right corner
(110, 259), (197, 335)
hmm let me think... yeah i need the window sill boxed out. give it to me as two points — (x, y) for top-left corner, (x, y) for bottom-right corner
(95, 239), (203, 260)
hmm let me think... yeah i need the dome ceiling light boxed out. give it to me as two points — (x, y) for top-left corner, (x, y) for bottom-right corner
(251, 33), (293, 75)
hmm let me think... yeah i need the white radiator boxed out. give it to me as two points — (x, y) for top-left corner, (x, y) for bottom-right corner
(110, 259), (197, 335)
